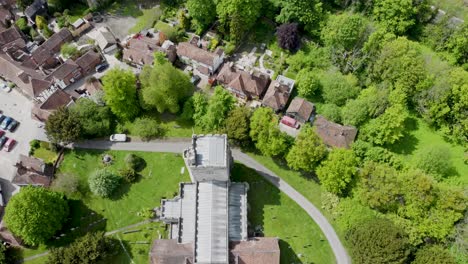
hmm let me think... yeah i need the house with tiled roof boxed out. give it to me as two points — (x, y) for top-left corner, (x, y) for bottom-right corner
(32, 88), (75, 121)
(176, 36), (224, 75)
(12, 154), (53, 187)
(314, 115), (357, 149)
(262, 75), (295, 112)
(24, 0), (48, 24)
(123, 34), (176, 67)
(216, 63), (270, 100)
(286, 97), (314, 124)
(46, 59), (82, 88)
(75, 50), (101, 75)
(151, 135), (280, 264)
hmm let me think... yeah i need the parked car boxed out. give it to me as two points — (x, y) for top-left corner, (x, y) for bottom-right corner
(3, 138), (15, 152)
(0, 113), (5, 123)
(109, 134), (127, 142)
(190, 75), (201, 85)
(0, 130), (4, 137)
(0, 136), (7, 148)
(0, 83), (11, 93)
(0, 117), (11, 129)
(6, 119), (18, 132)
(95, 63), (109, 72)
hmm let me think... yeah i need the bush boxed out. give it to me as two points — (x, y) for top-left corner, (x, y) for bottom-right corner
(131, 117), (165, 141)
(137, 208), (155, 219)
(276, 23), (300, 51)
(114, 49), (123, 60)
(42, 27), (54, 38)
(88, 169), (121, 197)
(320, 104), (342, 123)
(124, 153), (145, 172)
(120, 168), (137, 183)
(30, 139), (40, 149)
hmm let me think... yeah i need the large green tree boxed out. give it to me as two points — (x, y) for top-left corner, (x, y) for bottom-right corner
(321, 69), (360, 106)
(4, 187), (69, 245)
(286, 125), (327, 172)
(346, 218), (411, 264)
(361, 103), (408, 145)
(276, 0), (324, 36)
(70, 98), (113, 138)
(341, 86), (389, 127)
(216, 0), (263, 43)
(224, 106), (251, 146)
(131, 117), (164, 141)
(296, 69), (321, 100)
(373, 0), (416, 34)
(186, 0), (217, 31)
(45, 106), (82, 144)
(47, 231), (117, 264)
(249, 107), (291, 157)
(102, 68), (140, 121)
(201, 86), (236, 131)
(316, 149), (357, 196)
(140, 62), (193, 114)
(412, 245), (456, 264)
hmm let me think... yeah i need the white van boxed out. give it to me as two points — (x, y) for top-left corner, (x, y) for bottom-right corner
(109, 134), (127, 142)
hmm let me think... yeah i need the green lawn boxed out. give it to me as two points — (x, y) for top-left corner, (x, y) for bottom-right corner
(129, 7), (162, 34)
(58, 150), (190, 231)
(31, 141), (57, 164)
(387, 116), (468, 186)
(232, 163), (334, 264)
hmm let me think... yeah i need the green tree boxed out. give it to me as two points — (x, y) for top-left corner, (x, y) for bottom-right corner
(412, 245), (456, 264)
(124, 154), (145, 172)
(191, 92), (208, 127)
(60, 43), (80, 59)
(131, 117), (164, 141)
(45, 106), (82, 144)
(88, 169), (121, 198)
(413, 145), (453, 180)
(296, 69), (321, 99)
(286, 125), (327, 172)
(445, 23), (467, 68)
(276, 0), (324, 36)
(4, 187), (69, 245)
(102, 68), (140, 121)
(346, 218), (410, 264)
(71, 98), (113, 138)
(320, 104), (342, 123)
(216, 0), (262, 43)
(47, 231), (117, 264)
(321, 70), (360, 106)
(178, 10), (190, 30)
(15, 17), (30, 34)
(140, 62), (192, 114)
(249, 107), (291, 157)
(341, 86), (389, 126)
(186, 0), (216, 31)
(355, 161), (401, 212)
(361, 104), (408, 145)
(35, 15), (48, 30)
(316, 149), (357, 196)
(201, 86), (236, 131)
(372, 0), (416, 34)
(224, 107), (251, 146)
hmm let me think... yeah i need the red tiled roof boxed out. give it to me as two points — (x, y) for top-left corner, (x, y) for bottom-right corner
(262, 80), (291, 111)
(314, 115), (357, 148)
(177, 42), (217, 67)
(286, 97), (314, 122)
(230, 237), (280, 264)
(216, 64), (269, 98)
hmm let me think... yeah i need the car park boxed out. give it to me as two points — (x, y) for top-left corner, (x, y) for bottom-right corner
(0, 117), (11, 129)
(6, 119), (18, 132)
(3, 138), (15, 152)
(109, 134), (127, 142)
(0, 136), (7, 148)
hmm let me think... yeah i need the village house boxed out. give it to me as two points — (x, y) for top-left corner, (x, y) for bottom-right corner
(0, 5), (13, 31)
(75, 50), (101, 75)
(152, 135), (280, 264)
(46, 59), (82, 88)
(95, 27), (118, 53)
(286, 97), (314, 124)
(313, 115), (357, 149)
(262, 75), (295, 113)
(176, 36), (224, 76)
(12, 154), (53, 187)
(216, 63), (270, 100)
(24, 0), (48, 25)
(32, 88), (75, 121)
(122, 33), (176, 67)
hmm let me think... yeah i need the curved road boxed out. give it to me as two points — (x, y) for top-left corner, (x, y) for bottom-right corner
(73, 139), (351, 264)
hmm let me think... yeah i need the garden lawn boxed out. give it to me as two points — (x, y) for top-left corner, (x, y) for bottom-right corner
(58, 150), (190, 231)
(129, 7), (162, 34)
(232, 163), (334, 264)
(31, 141), (57, 164)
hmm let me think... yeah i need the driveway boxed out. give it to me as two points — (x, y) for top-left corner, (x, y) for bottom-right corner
(73, 139), (351, 264)
(0, 90), (47, 200)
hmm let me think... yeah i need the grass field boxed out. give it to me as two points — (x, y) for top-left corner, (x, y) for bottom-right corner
(58, 150), (190, 230)
(232, 163), (334, 264)
(129, 7), (162, 34)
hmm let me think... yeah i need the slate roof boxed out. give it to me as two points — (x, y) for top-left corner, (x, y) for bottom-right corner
(314, 115), (357, 149)
(216, 64), (270, 98)
(24, 0), (47, 20)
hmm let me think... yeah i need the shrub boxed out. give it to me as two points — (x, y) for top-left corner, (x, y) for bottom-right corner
(88, 169), (120, 197)
(30, 139), (40, 149)
(131, 117), (165, 141)
(124, 154), (145, 172)
(320, 104), (342, 123)
(120, 168), (137, 183)
(137, 208), (155, 219)
(276, 23), (300, 51)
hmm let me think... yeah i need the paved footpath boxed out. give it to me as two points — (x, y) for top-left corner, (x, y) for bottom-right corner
(73, 139), (351, 264)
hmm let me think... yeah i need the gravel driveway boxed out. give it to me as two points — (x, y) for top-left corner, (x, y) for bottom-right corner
(0, 90), (47, 200)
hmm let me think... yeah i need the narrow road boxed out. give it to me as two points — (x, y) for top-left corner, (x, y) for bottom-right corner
(73, 139), (351, 264)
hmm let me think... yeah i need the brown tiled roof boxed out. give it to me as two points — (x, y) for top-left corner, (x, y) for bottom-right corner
(0, 26), (25, 48)
(123, 48), (153, 65)
(216, 64), (269, 98)
(31, 78), (51, 96)
(48, 59), (79, 80)
(262, 80), (291, 112)
(39, 89), (74, 110)
(286, 97), (314, 122)
(41, 28), (72, 53)
(0, 7), (13, 23)
(84, 78), (102, 95)
(150, 239), (194, 264)
(123, 36), (175, 65)
(27, 46), (55, 68)
(314, 115), (357, 148)
(229, 237), (280, 264)
(12, 154), (53, 187)
(75, 50), (101, 70)
(177, 42), (217, 67)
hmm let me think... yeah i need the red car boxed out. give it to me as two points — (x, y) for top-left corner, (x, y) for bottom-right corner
(3, 138), (15, 152)
(0, 130), (4, 137)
